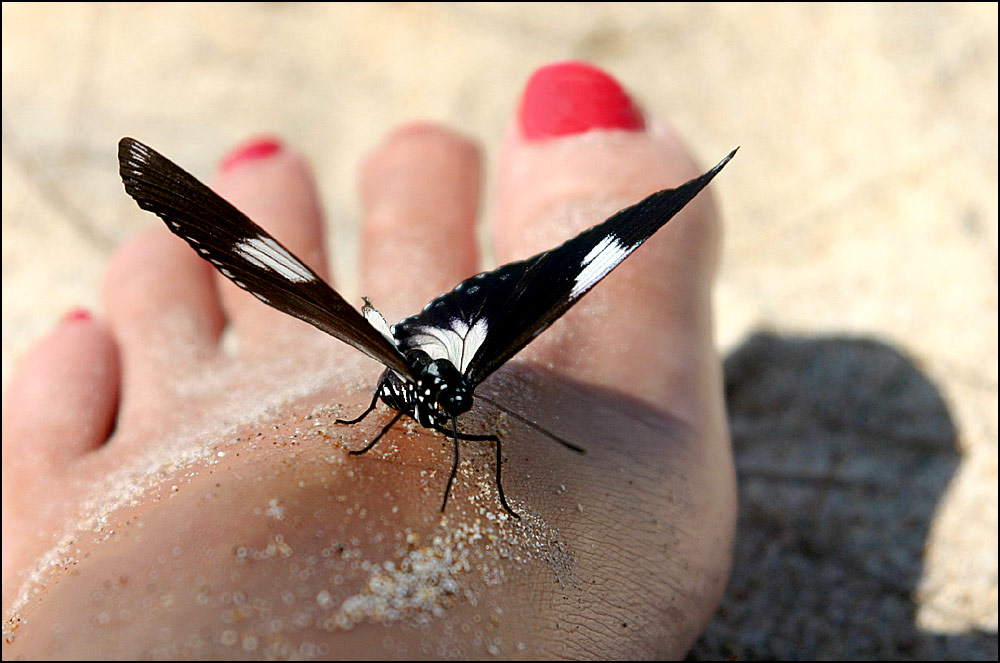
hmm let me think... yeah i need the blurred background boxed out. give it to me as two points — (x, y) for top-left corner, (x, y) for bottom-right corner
(2, 4), (996, 659)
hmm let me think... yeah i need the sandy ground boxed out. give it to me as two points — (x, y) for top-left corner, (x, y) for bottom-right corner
(2, 4), (996, 659)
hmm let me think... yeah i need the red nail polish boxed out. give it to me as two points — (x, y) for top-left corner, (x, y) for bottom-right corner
(518, 61), (645, 140)
(220, 136), (283, 172)
(61, 308), (92, 324)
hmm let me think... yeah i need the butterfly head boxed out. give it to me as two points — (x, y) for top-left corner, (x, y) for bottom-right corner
(418, 357), (473, 419)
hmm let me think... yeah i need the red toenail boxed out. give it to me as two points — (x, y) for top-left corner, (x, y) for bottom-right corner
(220, 136), (283, 172)
(518, 61), (645, 140)
(61, 308), (92, 324)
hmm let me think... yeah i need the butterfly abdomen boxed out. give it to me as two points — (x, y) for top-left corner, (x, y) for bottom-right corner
(376, 369), (416, 416)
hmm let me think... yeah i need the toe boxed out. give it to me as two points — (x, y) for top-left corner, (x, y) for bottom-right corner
(2, 310), (120, 601)
(358, 122), (482, 322)
(211, 137), (330, 348)
(492, 62), (726, 418)
(101, 224), (225, 419)
(2, 309), (120, 470)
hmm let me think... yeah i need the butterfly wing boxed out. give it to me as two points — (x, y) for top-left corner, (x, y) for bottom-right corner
(393, 149), (737, 385)
(118, 137), (415, 379)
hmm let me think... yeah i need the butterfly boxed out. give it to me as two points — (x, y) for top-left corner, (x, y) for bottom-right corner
(118, 137), (736, 518)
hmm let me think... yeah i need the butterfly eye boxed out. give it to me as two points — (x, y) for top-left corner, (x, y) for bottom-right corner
(437, 385), (472, 417)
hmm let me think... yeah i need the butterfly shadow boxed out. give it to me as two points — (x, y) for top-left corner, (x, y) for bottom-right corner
(689, 331), (997, 660)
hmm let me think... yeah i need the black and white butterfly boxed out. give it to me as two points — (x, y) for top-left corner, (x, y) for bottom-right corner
(118, 137), (735, 518)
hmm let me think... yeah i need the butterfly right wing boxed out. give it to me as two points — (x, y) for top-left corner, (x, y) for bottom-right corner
(394, 149), (737, 385)
(118, 137), (415, 380)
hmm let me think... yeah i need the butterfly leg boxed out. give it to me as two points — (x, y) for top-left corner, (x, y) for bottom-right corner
(434, 421), (520, 519)
(442, 422), (461, 514)
(348, 410), (404, 455)
(336, 390), (381, 425)
(488, 432), (519, 519)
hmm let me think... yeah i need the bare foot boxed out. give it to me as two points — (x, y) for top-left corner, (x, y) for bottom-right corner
(2, 62), (735, 659)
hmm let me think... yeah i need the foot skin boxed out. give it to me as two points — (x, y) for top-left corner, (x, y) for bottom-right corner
(2, 69), (736, 659)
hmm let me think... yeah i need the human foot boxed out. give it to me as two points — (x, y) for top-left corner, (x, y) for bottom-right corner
(2, 62), (735, 659)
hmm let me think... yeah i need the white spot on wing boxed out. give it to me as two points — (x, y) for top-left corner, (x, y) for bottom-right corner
(233, 236), (314, 283)
(570, 234), (635, 299)
(361, 298), (395, 344)
(408, 318), (489, 373)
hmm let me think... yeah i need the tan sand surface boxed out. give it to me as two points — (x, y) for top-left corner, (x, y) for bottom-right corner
(3, 4), (996, 658)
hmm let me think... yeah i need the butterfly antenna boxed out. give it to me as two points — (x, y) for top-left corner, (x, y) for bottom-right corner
(476, 393), (585, 454)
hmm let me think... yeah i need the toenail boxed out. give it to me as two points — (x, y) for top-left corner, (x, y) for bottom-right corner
(61, 308), (92, 324)
(219, 136), (283, 173)
(518, 61), (645, 140)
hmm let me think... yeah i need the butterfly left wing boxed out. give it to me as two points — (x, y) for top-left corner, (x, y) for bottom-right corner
(393, 149), (737, 385)
(118, 137), (415, 379)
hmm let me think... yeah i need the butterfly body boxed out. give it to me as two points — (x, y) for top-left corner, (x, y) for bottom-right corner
(375, 353), (473, 429)
(118, 137), (735, 519)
